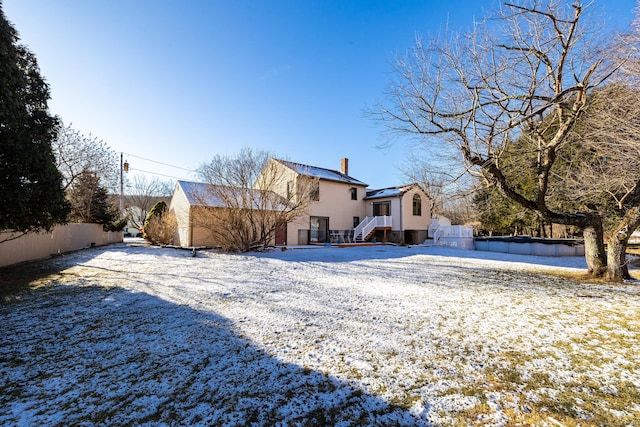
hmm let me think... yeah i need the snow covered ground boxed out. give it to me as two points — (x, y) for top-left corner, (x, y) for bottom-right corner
(1, 241), (639, 426)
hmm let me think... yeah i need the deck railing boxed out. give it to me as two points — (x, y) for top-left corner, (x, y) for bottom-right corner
(353, 216), (392, 241)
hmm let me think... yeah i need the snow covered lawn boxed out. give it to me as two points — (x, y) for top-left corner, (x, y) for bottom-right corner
(1, 242), (639, 426)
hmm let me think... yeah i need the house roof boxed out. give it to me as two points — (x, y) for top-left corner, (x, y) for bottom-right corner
(274, 159), (368, 187)
(176, 180), (285, 210)
(176, 181), (222, 207)
(364, 184), (424, 200)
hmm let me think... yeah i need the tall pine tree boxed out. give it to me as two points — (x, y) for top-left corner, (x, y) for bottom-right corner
(0, 3), (69, 236)
(67, 170), (117, 225)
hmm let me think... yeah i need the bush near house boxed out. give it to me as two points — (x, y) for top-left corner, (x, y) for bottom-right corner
(143, 201), (177, 245)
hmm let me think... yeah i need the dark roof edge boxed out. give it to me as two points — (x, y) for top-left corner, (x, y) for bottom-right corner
(274, 159), (368, 186)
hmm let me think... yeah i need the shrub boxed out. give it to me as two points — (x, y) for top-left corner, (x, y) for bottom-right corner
(143, 201), (176, 245)
(145, 211), (177, 245)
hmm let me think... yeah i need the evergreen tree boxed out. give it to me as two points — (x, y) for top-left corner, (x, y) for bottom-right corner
(0, 4), (69, 236)
(67, 170), (117, 225)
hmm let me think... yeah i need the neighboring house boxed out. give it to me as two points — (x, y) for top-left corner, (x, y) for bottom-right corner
(169, 158), (432, 247)
(123, 215), (143, 237)
(363, 183), (432, 244)
(118, 194), (171, 237)
(124, 195), (171, 230)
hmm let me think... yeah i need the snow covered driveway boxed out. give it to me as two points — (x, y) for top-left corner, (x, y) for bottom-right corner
(1, 242), (639, 426)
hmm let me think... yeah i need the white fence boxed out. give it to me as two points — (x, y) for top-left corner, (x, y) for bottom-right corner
(0, 224), (123, 268)
(433, 225), (474, 239)
(432, 225), (475, 249)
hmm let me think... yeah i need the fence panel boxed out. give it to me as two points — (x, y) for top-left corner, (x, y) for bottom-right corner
(0, 224), (123, 267)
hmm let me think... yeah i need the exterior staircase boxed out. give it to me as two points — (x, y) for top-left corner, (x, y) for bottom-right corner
(353, 216), (392, 242)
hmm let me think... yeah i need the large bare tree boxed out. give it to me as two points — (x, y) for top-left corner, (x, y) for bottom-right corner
(554, 4), (640, 280)
(374, 0), (629, 278)
(52, 122), (119, 192)
(564, 84), (640, 280)
(196, 148), (316, 252)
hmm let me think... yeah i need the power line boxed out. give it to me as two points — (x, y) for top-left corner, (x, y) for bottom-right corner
(122, 152), (196, 173)
(127, 167), (191, 181)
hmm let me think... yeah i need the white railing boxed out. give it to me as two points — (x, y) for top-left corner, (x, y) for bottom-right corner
(434, 225), (474, 239)
(353, 216), (392, 241)
(433, 226), (441, 245)
(432, 225), (474, 247)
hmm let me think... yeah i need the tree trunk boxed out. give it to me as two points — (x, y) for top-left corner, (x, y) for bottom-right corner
(606, 236), (629, 281)
(583, 219), (607, 277)
(606, 207), (640, 281)
(549, 211), (607, 277)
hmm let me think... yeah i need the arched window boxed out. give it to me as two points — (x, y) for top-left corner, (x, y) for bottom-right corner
(413, 194), (422, 216)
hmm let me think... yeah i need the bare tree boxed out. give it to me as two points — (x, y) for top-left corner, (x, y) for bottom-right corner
(554, 4), (640, 280)
(441, 192), (479, 228)
(401, 151), (458, 218)
(196, 148), (316, 252)
(52, 122), (119, 192)
(374, 1), (628, 278)
(125, 175), (173, 229)
(570, 84), (640, 280)
(401, 144), (480, 228)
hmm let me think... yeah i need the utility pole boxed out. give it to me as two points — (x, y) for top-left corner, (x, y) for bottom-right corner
(120, 153), (124, 218)
(120, 153), (129, 218)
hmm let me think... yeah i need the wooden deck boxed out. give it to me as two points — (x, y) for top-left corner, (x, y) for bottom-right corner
(337, 242), (383, 248)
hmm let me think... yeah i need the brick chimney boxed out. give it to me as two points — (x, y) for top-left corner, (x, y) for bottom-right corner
(341, 157), (349, 175)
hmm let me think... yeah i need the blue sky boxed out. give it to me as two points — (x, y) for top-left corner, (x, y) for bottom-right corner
(4, 0), (638, 189)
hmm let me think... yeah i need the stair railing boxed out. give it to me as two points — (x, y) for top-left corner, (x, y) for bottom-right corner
(353, 216), (373, 241)
(353, 216), (392, 241)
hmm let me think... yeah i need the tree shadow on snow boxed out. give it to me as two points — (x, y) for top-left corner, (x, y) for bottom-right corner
(0, 284), (428, 426)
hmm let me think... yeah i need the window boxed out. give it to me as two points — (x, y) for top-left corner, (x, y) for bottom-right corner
(373, 202), (390, 216)
(413, 194), (422, 216)
(310, 216), (329, 243)
(350, 187), (357, 200)
(353, 216), (360, 228)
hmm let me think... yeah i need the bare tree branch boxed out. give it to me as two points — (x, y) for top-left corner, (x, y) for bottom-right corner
(372, 0), (625, 276)
(195, 148), (316, 251)
(52, 122), (119, 192)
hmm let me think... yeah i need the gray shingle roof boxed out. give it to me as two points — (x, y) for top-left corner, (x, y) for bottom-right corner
(176, 181), (284, 210)
(365, 184), (422, 200)
(275, 159), (368, 186)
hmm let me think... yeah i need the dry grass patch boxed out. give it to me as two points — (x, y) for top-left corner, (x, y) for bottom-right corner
(526, 267), (640, 283)
(417, 306), (640, 426)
